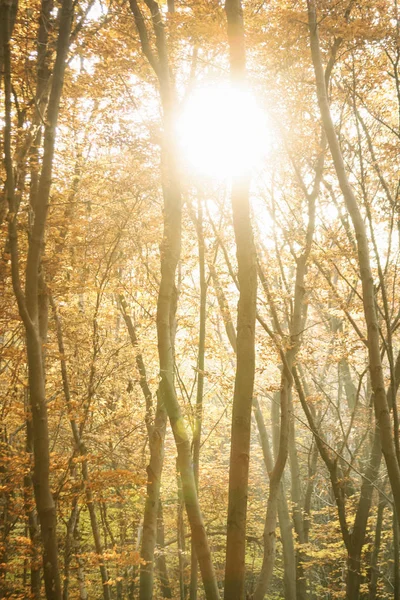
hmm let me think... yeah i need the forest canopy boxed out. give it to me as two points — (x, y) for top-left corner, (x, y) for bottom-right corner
(1, 0), (400, 599)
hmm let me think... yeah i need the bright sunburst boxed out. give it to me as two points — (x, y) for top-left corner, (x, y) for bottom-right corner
(177, 82), (270, 178)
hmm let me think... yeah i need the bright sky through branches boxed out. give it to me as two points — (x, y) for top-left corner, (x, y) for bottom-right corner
(177, 83), (270, 178)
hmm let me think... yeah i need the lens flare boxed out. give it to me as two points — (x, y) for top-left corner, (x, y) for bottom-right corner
(177, 83), (270, 178)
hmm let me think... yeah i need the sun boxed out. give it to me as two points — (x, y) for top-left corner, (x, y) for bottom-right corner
(177, 82), (271, 178)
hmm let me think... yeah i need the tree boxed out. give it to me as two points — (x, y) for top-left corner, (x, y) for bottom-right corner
(2, 1), (74, 597)
(223, 1), (258, 598)
(307, 0), (400, 541)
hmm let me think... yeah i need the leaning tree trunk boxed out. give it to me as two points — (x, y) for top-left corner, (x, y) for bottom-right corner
(307, 0), (400, 517)
(223, 2), (258, 599)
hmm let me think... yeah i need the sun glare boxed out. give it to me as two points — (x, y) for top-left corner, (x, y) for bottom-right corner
(177, 83), (270, 178)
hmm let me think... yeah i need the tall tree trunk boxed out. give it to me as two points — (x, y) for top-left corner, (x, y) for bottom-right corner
(224, 2), (258, 598)
(0, 430), (11, 598)
(155, 189), (218, 598)
(2, 0), (73, 596)
(253, 378), (291, 600)
(209, 237), (299, 599)
(189, 199), (207, 600)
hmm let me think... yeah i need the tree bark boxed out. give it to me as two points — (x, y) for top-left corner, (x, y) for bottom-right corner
(394, 509), (400, 600)
(224, 2), (258, 598)
(23, 417), (41, 600)
(140, 398), (167, 599)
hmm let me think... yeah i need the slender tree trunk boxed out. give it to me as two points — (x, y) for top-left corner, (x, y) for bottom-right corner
(288, 409), (307, 600)
(224, 2), (258, 598)
(156, 110), (219, 600)
(368, 499), (385, 600)
(26, 329), (61, 599)
(394, 509), (400, 600)
(0, 430), (11, 598)
(63, 496), (79, 600)
(156, 502), (172, 598)
(84, 468), (111, 600)
(139, 399), (167, 599)
(24, 417), (42, 600)
(129, 521), (143, 600)
(190, 199), (207, 600)
(211, 245), (307, 599)
(73, 522), (88, 600)
(29, 0), (54, 222)
(253, 398), (296, 600)
(253, 377), (291, 600)
(177, 464), (187, 600)
(157, 144), (219, 600)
